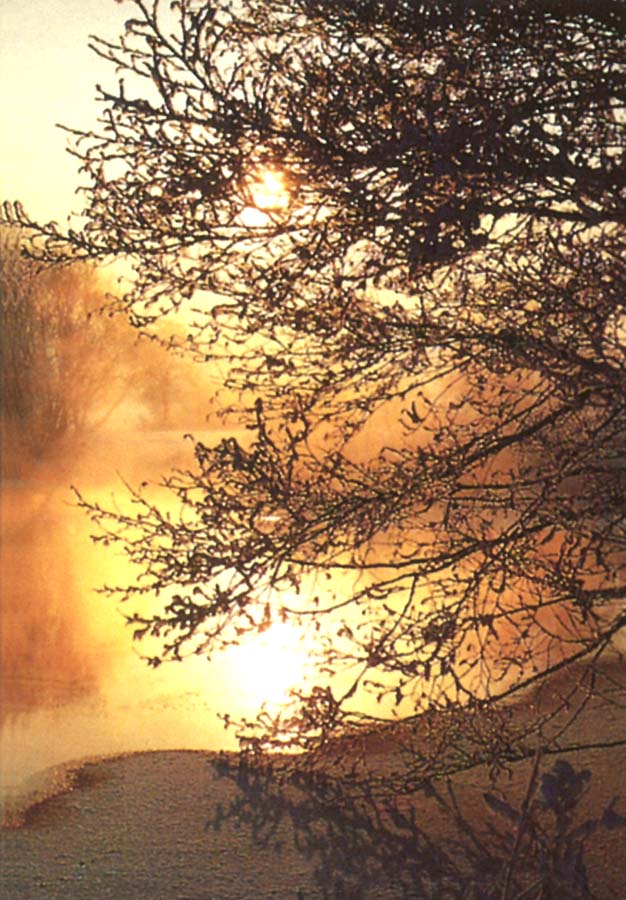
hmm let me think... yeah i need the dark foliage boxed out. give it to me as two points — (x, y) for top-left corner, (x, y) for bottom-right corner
(5, 0), (625, 759)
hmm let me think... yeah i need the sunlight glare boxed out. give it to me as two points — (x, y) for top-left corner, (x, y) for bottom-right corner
(221, 619), (309, 711)
(241, 167), (290, 227)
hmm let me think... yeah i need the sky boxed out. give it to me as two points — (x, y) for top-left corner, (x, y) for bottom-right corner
(0, 0), (131, 222)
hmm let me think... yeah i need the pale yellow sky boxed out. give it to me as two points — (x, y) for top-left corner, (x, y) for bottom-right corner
(0, 0), (129, 222)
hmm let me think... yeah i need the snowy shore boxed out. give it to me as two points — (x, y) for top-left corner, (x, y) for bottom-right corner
(2, 660), (626, 900)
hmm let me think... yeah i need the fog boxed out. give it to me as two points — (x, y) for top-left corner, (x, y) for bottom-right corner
(0, 252), (264, 807)
(1, 416), (321, 812)
(2, 243), (621, 817)
(1, 431), (236, 803)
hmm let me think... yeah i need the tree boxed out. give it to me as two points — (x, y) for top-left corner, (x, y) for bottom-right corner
(0, 228), (217, 464)
(6, 0), (626, 767)
(0, 228), (132, 459)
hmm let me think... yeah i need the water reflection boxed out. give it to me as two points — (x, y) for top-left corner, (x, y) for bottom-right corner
(1, 481), (101, 723)
(1, 427), (263, 802)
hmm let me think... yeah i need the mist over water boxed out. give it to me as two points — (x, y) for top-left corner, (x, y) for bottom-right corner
(2, 253), (620, 828)
(0, 423), (244, 808)
(0, 251), (255, 809)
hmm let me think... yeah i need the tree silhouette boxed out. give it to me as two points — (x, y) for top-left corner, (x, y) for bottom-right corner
(5, 0), (626, 762)
(0, 229), (134, 457)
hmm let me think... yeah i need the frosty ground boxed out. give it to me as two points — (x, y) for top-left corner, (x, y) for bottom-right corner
(2, 660), (625, 900)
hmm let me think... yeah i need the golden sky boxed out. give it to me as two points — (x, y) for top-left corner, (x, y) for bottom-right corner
(0, 0), (129, 222)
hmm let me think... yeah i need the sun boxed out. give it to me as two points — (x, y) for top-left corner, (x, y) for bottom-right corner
(251, 169), (289, 210)
(241, 167), (290, 227)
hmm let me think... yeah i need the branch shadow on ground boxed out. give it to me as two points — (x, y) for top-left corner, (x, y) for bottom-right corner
(205, 753), (625, 900)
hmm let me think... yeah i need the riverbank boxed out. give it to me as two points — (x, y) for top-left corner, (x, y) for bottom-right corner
(2, 657), (625, 899)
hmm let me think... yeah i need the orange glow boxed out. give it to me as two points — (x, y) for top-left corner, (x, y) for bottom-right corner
(241, 167), (290, 227)
(218, 619), (310, 711)
(251, 168), (289, 210)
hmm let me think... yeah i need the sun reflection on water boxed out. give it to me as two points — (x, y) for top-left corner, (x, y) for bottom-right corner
(217, 620), (311, 713)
